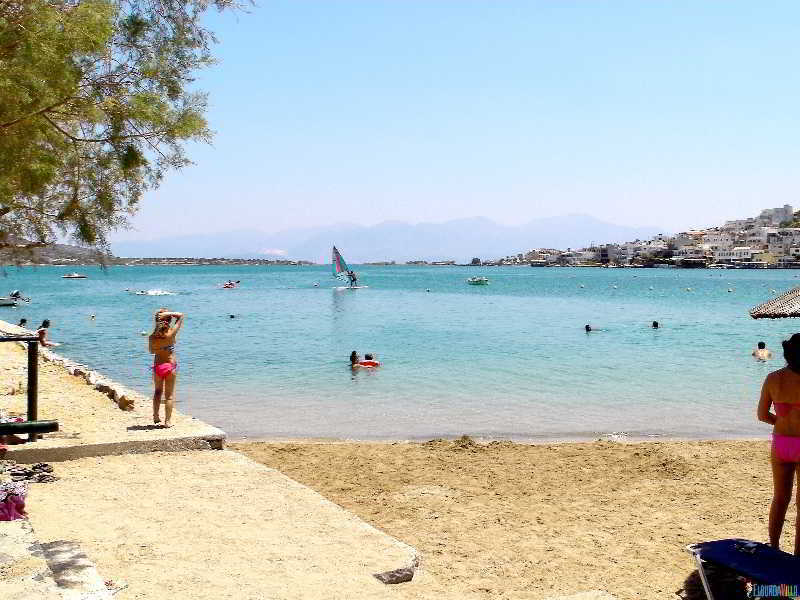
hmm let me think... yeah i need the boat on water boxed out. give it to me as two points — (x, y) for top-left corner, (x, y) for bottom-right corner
(466, 276), (489, 285)
(332, 246), (367, 289)
(0, 297), (17, 307)
(62, 272), (87, 279)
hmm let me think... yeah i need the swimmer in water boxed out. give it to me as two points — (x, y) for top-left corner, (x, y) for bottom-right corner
(349, 350), (361, 369)
(652, 321), (659, 329)
(753, 341), (773, 361)
(359, 353), (381, 367)
(585, 324), (592, 333)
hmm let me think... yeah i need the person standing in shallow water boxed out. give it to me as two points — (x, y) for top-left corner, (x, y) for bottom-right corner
(757, 333), (800, 555)
(753, 341), (773, 361)
(149, 308), (184, 428)
(36, 319), (54, 347)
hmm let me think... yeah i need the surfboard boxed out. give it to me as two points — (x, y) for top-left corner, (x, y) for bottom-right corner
(334, 286), (369, 290)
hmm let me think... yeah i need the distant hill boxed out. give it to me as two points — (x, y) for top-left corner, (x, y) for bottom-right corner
(112, 215), (665, 263)
(0, 237), (113, 265)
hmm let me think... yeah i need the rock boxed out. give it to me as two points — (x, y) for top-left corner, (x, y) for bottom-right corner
(117, 395), (135, 411)
(373, 568), (414, 584)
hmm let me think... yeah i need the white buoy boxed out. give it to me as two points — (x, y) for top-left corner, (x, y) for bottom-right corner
(685, 287), (692, 292)
(649, 286), (654, 290)
(612, 285), (618, 289)
(727, 288), (734, 293)
(579, 284), (585, 288)
(140, 331), (147, 336)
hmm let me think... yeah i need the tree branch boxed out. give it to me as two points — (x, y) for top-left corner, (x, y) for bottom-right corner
(0, 98), (73, 130)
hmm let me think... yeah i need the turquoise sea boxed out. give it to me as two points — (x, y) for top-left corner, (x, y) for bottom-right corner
(3, 265), (798, 441)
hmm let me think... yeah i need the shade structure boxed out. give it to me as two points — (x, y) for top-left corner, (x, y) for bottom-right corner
(750, 286), (800, 319)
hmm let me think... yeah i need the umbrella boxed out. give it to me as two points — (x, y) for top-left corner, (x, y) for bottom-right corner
(750, 286), (800, 319)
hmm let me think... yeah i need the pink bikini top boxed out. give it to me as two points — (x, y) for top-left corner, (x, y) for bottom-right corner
(775, 403), (800, 417)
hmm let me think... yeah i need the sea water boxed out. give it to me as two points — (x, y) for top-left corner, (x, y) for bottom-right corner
(3, 264), (796, 441)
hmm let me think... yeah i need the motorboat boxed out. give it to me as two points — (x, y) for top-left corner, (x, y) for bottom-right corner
(466, 276), (489, 285)
(62, 272), (87, 279)
(0, 297), (17, 307)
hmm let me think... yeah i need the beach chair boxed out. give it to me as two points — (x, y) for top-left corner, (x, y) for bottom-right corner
(686, 539), (800, 600)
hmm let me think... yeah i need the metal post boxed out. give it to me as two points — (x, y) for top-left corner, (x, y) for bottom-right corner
(27, 341), (38, 442)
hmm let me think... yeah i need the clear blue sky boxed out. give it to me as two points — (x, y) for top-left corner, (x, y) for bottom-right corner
(115, 0), (800, 240)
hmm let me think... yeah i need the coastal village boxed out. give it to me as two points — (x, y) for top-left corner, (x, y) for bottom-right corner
(484, 204), (800, 268)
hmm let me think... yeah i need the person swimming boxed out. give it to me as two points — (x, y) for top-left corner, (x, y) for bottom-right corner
(585, 324), (592, 333)
(349, 351), (361, 368)
(753, 341), (773, 361)
(652, 321), (659, 329)
(359, 353), (381, 368)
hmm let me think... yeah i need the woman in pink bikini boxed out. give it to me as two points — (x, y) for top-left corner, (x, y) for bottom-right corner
(758, 333), (800, 555)
(148, 308), (184, 428)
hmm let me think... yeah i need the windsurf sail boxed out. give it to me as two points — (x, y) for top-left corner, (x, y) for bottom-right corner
(332, 246), (350, 278)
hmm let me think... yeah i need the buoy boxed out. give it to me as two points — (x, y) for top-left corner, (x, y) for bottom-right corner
(140, 331), (147, 336)
(649, 286), (654, 290)
(612, 285), (618, 289)
(425, 288), (431, 292)
(579, 284), (585, 288)
(685, 287), (692, 292)
(727, 288), (733, 293)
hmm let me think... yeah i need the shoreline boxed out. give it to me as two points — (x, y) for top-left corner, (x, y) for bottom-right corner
(228, 431), (772, 445)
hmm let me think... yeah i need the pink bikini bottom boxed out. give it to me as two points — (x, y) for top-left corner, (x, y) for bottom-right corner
(153, 362), (177, 379)
(772, 434), (800, 463)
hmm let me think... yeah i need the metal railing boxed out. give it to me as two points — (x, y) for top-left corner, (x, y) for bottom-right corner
(0, 335), (39, 441)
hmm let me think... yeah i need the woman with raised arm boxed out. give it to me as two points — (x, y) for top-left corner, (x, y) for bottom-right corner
(148, 308), (185, 428)
(758, 333), (800, 555)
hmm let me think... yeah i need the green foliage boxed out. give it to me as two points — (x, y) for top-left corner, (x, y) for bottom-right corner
(0, 0), (246, 253)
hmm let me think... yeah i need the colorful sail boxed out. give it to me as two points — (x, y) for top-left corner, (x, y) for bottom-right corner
(332, 246), (349, 277)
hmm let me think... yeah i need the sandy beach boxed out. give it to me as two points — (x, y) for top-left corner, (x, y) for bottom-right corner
(235, 437), (789, 599)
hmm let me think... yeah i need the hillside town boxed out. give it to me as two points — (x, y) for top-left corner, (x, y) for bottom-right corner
(475, 204), (800, 268)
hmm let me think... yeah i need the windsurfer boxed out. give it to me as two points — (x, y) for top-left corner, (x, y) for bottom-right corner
(347, 270), (358, 287)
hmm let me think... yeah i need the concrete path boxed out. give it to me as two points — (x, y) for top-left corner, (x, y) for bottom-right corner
(0, 321), (224, 463)
(24, 450), (435, 600)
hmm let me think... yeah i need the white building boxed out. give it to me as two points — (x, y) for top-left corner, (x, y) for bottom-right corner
(758, 205), (793, 226)
(703, 230), (734, 250)
(715, 246), (753, 262)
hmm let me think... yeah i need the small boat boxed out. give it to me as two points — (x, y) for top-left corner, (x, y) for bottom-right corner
(62, 272), (87, 279)
(0, 297), (17, 307)
(466, 276), (489, 285)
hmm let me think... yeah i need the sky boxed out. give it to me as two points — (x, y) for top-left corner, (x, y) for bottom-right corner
(114, 0), (800, 241)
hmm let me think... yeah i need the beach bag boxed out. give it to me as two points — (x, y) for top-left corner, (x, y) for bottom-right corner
(0, 482), (27, 521)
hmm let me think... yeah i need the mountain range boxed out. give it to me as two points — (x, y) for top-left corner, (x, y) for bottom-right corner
(112, 215), (665, 263)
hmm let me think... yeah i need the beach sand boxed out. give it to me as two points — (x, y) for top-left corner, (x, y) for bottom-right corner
(234, 437), (792, 599)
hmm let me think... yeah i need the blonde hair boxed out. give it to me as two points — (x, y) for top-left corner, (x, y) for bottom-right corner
(151, 308), (170, 337)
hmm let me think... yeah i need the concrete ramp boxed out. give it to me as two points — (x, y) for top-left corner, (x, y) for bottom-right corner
(25, 450), (427, 600)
